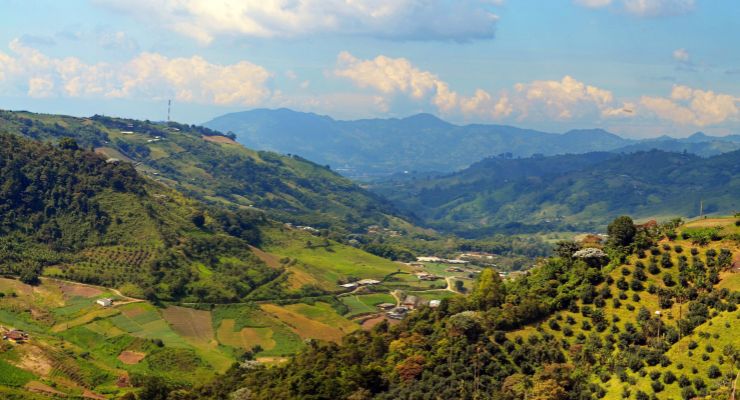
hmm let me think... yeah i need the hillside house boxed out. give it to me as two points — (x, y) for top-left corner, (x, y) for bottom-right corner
(339, 282), (358, 289)
(402, 295), (418, 309)
(387, 306), (408, 320)
(377, 303), (395, 310)
(96, 298), (113, 307)
(3, 330), (29, 343)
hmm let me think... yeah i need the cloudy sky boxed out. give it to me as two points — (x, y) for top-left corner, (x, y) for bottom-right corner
(1, 0), (739, 137)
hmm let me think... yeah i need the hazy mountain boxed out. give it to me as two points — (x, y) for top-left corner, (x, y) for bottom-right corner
(204, 109), (634, 177)
(205, 108), (739, 178)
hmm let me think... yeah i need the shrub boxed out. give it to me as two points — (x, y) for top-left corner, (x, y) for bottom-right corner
(674, 245), (683, 253)
(649, 371), (661, 380)
(705, 344), (714, 353)
(662, 243), (671, 251)
(681, 387), (696, 400)
(663, 273), (676, 287)
(708, 365), (721, 379)
(693, 377), (705, 390)
(688, 341), (698, 350)
(635, 391), (649, 400)
(651, 381), (664, 393)
(663, 371), (676, 384)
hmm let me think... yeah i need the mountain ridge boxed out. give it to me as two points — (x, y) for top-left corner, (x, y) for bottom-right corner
(205, 108), (739, 178)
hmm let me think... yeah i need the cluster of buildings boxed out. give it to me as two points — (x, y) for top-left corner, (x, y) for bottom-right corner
(379, 296), (442, 320)
(416, 256), (469, 265)
(339, 279), (381, 289)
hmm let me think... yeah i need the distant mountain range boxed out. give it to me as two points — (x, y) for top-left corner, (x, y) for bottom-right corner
(204, 108), (740, 178)
(370, 149), (740, 237)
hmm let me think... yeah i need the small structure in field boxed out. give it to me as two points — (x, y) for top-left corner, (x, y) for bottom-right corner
(357, 279), (381, 286)
(339, 282), (358, 289)
(96, 298), (113, 307)
(429, 300), (441, 308)
(3, 330), (29, 343)
(377, 303), (395, 310)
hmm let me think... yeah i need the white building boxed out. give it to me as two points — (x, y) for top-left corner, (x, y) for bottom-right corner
(96, 298), (113, 307)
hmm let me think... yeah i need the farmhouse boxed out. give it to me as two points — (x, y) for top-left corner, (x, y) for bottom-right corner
(417, 256), (442, 263)
(429, 300), (441, 308)
(402, 295), (418, 309)
(339, 282), (358, 289)
(387, 306), (408, 320)
(3, 330), (29, 343)
(377, 303), (395, 310)
(96, 298), (113, 307)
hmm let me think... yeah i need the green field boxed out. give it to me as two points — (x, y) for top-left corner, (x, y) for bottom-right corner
(340, 293), (397, 317)
(264, 227), (410, 288)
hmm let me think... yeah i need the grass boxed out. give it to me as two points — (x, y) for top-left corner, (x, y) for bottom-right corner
(264, 227), (411, 287)
(0, 359), (35, 387)
(340, 293), (396, 317)
(213, 304), (304, 357)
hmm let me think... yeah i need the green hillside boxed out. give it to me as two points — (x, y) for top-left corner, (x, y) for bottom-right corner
(0, 109), (406, 234)
(372, 150), (740, 237)
(179, 216), (739, 400)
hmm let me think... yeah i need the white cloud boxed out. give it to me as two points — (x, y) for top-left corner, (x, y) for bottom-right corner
(574, 0), (613, 8)
(575, 0), (695, 17)
(94, 0), (500, 44)
(0, 39), (272, 105)
(673, 48), (690, 62)
(641, 85), (739, 126)
(334, 52), (631, 122)
(623, 0), (695, 17)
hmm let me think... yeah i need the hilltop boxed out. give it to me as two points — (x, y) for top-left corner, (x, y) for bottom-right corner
(0, 109), (406, 234)
(370, 150), (740, 237)
(204, 108), (740, 178)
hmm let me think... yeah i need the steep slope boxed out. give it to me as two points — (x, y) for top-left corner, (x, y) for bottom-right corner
(164, 217), (740, 400)
(0, 133), (278, 303)
(0, 109), (404, 233)
(371, 150), (740, 236)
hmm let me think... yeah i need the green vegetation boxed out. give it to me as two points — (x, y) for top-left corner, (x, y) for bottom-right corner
(175, 216), (738, 400)
(340, 293), (396, 317)
(0, 109), (404, 234)
(372, 150), (740, 237)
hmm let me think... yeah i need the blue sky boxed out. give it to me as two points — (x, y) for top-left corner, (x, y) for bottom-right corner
(1, 0), (739, 138)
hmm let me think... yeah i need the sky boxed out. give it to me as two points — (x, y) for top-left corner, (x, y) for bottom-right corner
(1, 0), (739, 138)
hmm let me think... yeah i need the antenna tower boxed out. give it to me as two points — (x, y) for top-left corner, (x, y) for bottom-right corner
(167, 99), (172, 122)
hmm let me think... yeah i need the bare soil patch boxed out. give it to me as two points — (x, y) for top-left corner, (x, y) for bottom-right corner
(57, 282), (103, 298)
(249, 245), (282, 269)
(202, 135), (238, 145)
(25, 381), (67, 397)
(161, 306), (214, 343)
(118, 351), (146, 365)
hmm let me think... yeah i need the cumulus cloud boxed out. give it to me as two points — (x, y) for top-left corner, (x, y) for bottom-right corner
(94, 0), (500, 44)
(0, 39), (272, 105)
(640, 86), (739, 126)
(673, 48), (690, 62)
(575, 0), (695, 17)
(334, 52), (631, 122)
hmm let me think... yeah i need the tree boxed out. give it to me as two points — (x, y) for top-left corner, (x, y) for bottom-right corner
(471, 268), (505, 309)
(58, 137), (79, 151)
(554, 240), (581, 263)
(607, 216), (637, 248)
